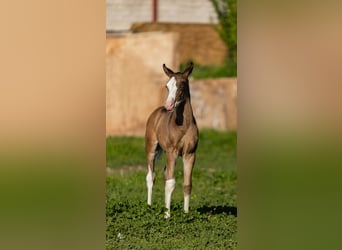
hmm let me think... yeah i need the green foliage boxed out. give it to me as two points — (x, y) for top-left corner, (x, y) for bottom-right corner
(180, 60), (237, 79)
(106, 130), (237, 249)
(181, 0), (237, 79)
(210, 0), (237, 66)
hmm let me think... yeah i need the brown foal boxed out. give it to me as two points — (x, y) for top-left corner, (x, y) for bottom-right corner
(145, 63), (199, 218)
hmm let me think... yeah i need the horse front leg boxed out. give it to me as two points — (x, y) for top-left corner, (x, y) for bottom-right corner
(183, 153), (195, 213)
(146, 164), (155, 206)
(145, 138), (158, 206)
(164, 151), (177, 218)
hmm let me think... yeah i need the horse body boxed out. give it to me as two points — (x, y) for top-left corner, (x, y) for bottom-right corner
(145, 63), (198, 218)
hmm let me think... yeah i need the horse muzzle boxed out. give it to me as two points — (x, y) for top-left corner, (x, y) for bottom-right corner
(164, 99), (175, 111)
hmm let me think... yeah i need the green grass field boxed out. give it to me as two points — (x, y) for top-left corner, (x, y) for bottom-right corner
(106, 129), (237, 249)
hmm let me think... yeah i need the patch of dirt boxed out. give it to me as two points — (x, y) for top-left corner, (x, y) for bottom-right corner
(106, 165), (146, 176)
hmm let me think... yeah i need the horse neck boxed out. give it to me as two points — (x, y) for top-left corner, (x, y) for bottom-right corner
(175, 97), (194, 126)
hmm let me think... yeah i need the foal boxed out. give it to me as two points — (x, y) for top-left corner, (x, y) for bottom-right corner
(145, 63), (198, 218)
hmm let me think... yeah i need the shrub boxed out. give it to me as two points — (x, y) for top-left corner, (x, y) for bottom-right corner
(211, 0), (237, 67)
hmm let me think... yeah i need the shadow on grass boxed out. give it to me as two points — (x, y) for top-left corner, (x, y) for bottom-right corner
(197, 205), (237, 217)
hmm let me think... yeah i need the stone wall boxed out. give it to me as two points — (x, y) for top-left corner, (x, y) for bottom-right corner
(106, 32), (180, 136)
(131, 22), (227, 66)
(106, 31), (237, 136)
(191, 78), (237, 131)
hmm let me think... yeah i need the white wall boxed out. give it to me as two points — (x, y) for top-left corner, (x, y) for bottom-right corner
(106, 0), (218, 32)
(158, 0), (218, 24)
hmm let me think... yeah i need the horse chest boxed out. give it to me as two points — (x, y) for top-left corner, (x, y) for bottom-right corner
(157, 128), (197, 155)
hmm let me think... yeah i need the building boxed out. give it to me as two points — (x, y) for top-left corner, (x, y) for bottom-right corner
(107, 0), (218, 32)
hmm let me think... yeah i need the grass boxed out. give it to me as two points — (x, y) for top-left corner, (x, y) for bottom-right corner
(180, 60), (237, 79)
(106, 129), (237, 249)
(106, 129), (236, 169)
(106, 136), (146, 167)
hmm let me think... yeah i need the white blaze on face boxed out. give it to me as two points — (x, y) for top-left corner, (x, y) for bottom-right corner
(164, 77), (177, 111)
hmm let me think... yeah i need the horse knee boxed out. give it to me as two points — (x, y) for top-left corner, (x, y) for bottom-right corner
(165, 178), (176, 193)
(183, 184), (192, 195)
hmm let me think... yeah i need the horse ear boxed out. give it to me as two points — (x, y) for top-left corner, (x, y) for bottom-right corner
(163, 64), (174, 77)
(183, 62), (194, 78)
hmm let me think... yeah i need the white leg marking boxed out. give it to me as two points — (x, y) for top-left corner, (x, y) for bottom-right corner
(184, 194), (190, 213)
(164, 178), (176, 218)
(146, 168), (153, 206)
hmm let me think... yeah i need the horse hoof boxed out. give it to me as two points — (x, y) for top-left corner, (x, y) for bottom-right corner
(164, 211), (171, 219)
